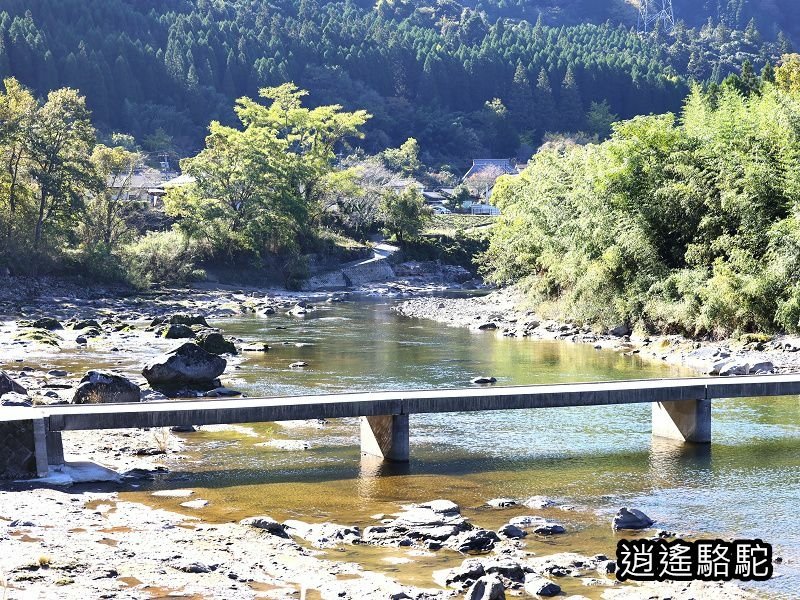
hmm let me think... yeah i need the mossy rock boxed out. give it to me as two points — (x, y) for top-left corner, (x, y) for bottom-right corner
(197, 332), (238, 355)
(31, 317), (63, 330)
(71, 319), (101, 330)
(162, 324), (196, 339)
(740, 333), (772, 344)
(15, 328), (61, 347)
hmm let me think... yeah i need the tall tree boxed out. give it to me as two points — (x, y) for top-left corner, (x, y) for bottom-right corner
(534, 68), (556, 138)
(559, 66), (584, 131)
(509, 62), (535, 130)
(28, 88), (99, 251)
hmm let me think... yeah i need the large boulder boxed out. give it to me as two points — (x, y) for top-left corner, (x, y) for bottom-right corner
(197, 332), (237, 355)
(73, 371), (141, 404)
(152, 314), (209, 328)
(142, 343), (227, 389)
(0, 371), (27, 398)
(612, 507), (654, 530)
(162, 324), (196, 339)
(31, 317), (63, 330)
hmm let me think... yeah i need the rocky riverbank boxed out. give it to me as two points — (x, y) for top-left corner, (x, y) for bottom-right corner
(394, 288), (800, 376)
(0, 279), (788, 599)
(0, 487), (757, 600)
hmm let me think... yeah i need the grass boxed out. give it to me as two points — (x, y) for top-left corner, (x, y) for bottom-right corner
(426, 214), (497, 236)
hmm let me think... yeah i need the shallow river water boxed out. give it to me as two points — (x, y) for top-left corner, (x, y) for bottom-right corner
(106, 299), (800, 598)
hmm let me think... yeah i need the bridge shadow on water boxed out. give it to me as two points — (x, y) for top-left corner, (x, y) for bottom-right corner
(144, 438), (715, 497)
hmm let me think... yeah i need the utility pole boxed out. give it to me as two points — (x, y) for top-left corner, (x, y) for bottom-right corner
(638, 0), (675, 34)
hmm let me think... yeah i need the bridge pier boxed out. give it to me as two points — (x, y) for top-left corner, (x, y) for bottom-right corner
(360, 415), (409, 462)
(651, 399), (711, 443)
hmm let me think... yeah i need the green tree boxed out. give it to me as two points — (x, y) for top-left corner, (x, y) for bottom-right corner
(381, 138), (421, 176)
(559, 66), (584, 131)
(380, 187), (430, 245)
(586, 100), (617, 138)
(534, 68), (556, 138)
(28, 87), (99, 251)
(87, 144), (143, 247)
(167, 83), (370, 264)
(0, 77), (36, 246)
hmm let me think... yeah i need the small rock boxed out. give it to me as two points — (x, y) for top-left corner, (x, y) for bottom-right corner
(47, 369), (68, 377)
(464, 574), (505, 600)
(523, 496), (557, 509)
(497, 523), (527, 539)
(170, 560), (211, 574)
(487, 498), (518, 508)
(240, 516), (289, 538)
(449, 529), (500, 554)
(471, 376), (497, 385)
(180, 499), (209, 509)
(289, 362), (308, 368)
(523, 575), (561, 597)
(612, 507), (654, 530)
(532, 522), (566, 535)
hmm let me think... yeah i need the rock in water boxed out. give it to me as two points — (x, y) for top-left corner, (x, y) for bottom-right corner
(523, 576), (560, 597)
(612, 507), (654, 530)
(142, 343), (227, 389)
(497, 523), (526, 539)
(464, 575), (505, 600)
(471, 376), (497, 385)
(163, 324), (196, 339)
(196, 332), (238, 355)
(0, 371), (27, 397)
(31, 317), (63, 330)
(73, 370), (141, 404)
(240, 516), (289, 538)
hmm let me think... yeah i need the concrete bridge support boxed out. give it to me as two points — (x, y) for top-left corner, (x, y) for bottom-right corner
(360, 415), (409, 462)
(651, 399), (711, 443)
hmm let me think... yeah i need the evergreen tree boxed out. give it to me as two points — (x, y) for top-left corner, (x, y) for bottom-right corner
(534, 68), (556, 138)
(509, 62), (534, 130)
(559, 66), (583, 131)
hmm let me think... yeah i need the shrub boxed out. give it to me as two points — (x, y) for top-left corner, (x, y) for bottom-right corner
(119, 230), (200, 289)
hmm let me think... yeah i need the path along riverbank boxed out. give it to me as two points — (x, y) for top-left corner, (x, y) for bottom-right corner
(0, 278), (789, 599)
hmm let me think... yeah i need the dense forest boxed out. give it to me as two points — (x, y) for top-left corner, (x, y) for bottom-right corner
(483, 58), (800, 337)
(0, 0), (791, 165)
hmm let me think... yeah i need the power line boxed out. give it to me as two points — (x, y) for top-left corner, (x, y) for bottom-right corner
(638, 0), (676, 35)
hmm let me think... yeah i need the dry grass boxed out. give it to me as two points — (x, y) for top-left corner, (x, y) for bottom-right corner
(152, 428), (171, 453)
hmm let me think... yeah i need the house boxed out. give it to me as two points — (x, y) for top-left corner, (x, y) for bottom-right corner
(384, 176), (424, 195)
(106, 167), (167, 204)
(460, 158), (517, 215)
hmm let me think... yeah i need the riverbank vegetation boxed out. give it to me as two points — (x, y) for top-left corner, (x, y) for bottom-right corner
(0, 76), (432, 287)
(483, 59), (800, 337)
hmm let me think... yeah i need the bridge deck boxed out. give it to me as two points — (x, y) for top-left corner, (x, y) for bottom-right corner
(30, 374), (800, 432)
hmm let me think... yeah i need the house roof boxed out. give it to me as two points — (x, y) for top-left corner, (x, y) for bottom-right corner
(385, 177), (424, 190)
(422, 191), (445, 201)
(163, 173), (197, 188)
(106, 167), (164, 190)
(462, 158), (516, 182)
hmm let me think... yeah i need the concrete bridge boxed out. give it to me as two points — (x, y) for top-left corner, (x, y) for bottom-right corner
(2, 374), (800, 478)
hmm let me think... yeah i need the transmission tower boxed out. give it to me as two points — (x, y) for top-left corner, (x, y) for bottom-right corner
(638, 0), (676, 34)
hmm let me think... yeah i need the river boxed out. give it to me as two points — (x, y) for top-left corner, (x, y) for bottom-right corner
(114, 298), (799, 598)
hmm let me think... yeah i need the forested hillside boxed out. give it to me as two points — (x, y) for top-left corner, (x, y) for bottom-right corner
(0, 0), (790, 164)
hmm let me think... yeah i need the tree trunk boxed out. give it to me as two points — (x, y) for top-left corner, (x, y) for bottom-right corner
(34, 189), (46, 251)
